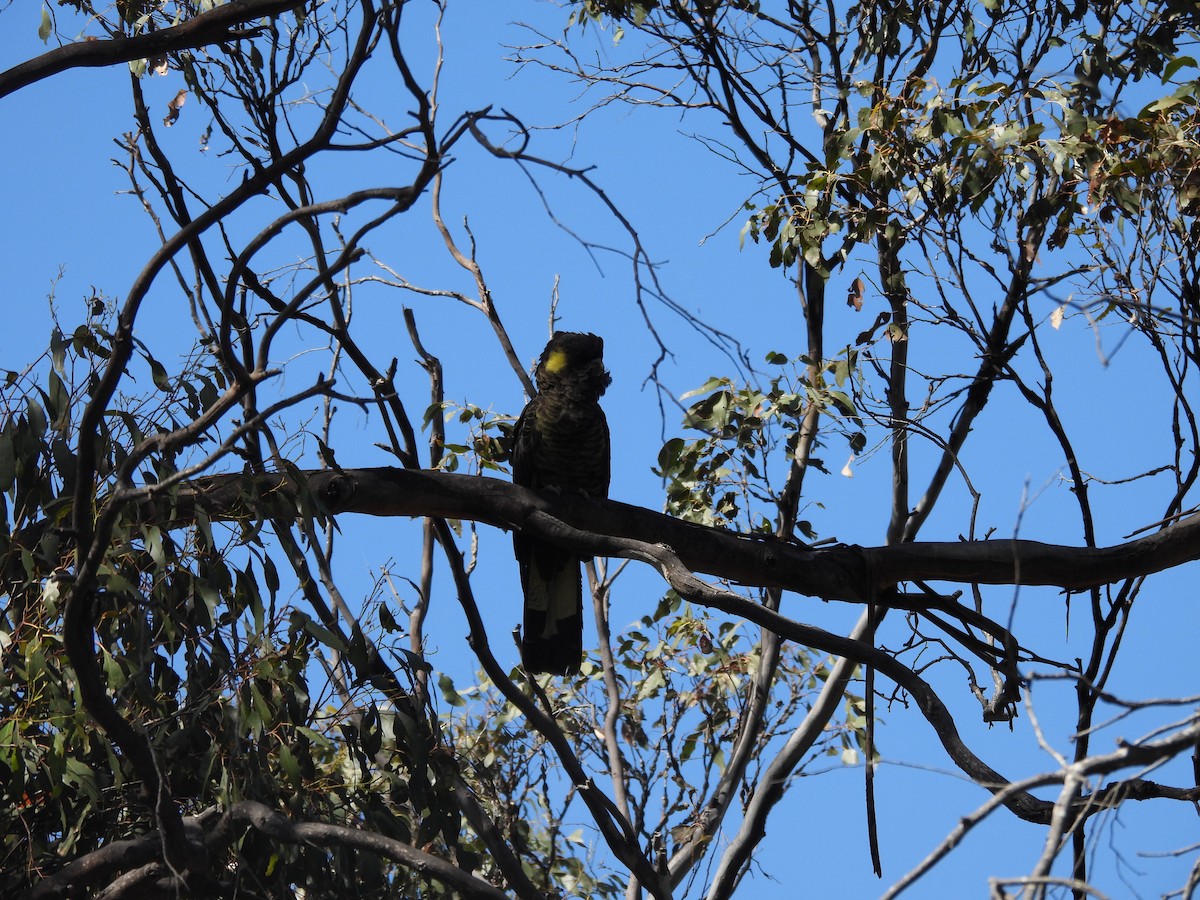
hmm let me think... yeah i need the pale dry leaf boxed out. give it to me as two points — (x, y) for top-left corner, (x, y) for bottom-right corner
(846, 276), (865, 311)
(164, 89), (187, 127)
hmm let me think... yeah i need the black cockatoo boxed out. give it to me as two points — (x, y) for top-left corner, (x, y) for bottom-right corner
(511, 332), (611, 675)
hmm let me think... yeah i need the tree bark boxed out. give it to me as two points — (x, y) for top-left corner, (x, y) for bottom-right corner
(0, 0), (299, 99)
(157, 466), (1200, 601)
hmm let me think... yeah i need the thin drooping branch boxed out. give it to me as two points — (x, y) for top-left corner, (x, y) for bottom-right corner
(706, 609), (875, 900)
(901, 189), (1056, 543)
(426, 517), (672, 900)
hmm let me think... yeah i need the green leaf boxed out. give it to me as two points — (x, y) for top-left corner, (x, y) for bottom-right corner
(1163, 56), (1197, 83)
(26, 397), (47, 441)
(827, 390), (856, 415)
(49, 327), (67, 376)
(438, 673), (466, 707)
(279, 744), (301, 784)
(194, 580), (220, 626)
(148, 355), (170, 391)
(680, 376), (728, 401)
(0, 429), (15, 492)
(262, 553), (280, 602)
(295, 613), (347, 653)
(143, 524), (165, 569)
(1143, 95), (1186, 114)
(46, 370), (68, 431)
(831, 358), (850, 387)
(656, 437), (685, 471)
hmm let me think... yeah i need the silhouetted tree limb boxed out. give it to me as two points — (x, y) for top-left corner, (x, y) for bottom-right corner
(29, 801), (512, 900)
(161, 467), (1200, 601)
(0, 0), (299, 99)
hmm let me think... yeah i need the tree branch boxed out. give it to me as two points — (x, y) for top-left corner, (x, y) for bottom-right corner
(0, 0), (299, 100)
(157, 466), (1200, 600)
(29, 801), (514, 900)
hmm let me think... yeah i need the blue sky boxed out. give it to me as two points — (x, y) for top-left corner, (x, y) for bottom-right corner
(3, 2), (1199, 897)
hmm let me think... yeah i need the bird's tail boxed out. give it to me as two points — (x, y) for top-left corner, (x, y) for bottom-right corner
(519, 539), (583, 676)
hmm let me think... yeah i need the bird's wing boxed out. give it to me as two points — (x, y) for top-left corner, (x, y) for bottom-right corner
(597, 406), (611, 498)
(511, 395), (541, 489)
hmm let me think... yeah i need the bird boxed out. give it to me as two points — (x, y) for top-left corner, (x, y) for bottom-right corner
(511, 332), (611, 675)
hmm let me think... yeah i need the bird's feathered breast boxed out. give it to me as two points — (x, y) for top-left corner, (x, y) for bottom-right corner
(512, 390), (610, 498)
(512, 332), (611, 499)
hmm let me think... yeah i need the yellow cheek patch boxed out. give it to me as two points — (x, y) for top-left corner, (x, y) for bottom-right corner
(543, 348), (569, 373)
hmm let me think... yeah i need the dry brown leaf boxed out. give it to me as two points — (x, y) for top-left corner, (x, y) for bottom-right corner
(164, 90), (187, 127)
(847, 276), (865, 311)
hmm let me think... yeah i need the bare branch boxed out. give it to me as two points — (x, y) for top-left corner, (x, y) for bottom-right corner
(0, 0), (299, 99)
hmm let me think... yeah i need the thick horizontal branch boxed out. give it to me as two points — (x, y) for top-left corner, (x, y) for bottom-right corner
(30, 809), (221, 899)
(226, 801), (510, 899)
(29, 801), (510, 899)
(170, 467), (1200, 600)
(0, 0), (297, 99)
